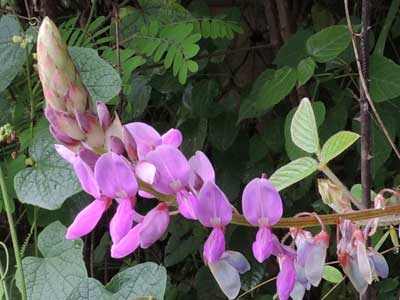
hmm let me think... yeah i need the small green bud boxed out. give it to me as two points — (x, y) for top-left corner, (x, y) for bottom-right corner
(12, 35), (22, 43)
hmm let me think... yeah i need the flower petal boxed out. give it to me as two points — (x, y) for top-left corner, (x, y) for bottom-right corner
(189, 151), (215, 190)
(221, 251), (250, 274)
(369, 249), (389, 278)
(135, 161), (156, 184)
(111, 224), (142, 258)
(357, 240), (372, 284)
(209, 259), (241, 300)
(66, 199), (109, 239)
(196, 181), (232, 227)
(305, 243), (326, 286)
(290, 281), (306, 300)
(125, 122), (161, 159)
(140, 203), (170, 248)
(55, 144), (76, 164)
(96, 101), (111, 129)
(204, 227), (225, 264)
(277, 255), (296, 300)
(161, 128), (183, 147)
(252, 227), (273, 263)
(95, 152), (137, 199)
(145, 145), (190, 195)
(343, 255), (368, 295)
(109, 198), (134, 244)
(73, 158), (100, 198)
(176, 190), (198, 220)
(242, 178), (283, 226)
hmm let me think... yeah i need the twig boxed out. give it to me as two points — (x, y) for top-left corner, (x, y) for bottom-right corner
(80, 0), (97, 47)
(237, 276), (277, 299)
(344, 0), (400, 161)
(0, 165), (27, 300)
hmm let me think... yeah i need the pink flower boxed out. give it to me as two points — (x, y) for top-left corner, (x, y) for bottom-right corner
(125, 122), (182, 160)
(111, 202), (170, 258)
(194, 181), (232, 264)
(94, 152), (138, 244)
(242, 177), (283, 262)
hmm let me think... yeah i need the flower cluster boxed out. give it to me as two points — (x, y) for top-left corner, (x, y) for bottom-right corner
(36, 17), (390, 300)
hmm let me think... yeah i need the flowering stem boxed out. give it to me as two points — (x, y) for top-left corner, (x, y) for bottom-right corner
(0, 165), (27, 300)
(137, 180), (400, 228)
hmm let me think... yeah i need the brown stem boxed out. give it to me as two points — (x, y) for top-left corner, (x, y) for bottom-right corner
(264, 0), (282, 54)
(344, 0), (400, 161)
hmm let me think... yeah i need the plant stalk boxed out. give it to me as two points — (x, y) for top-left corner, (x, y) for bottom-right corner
(359, 0), (373, 299)
(0, 165), (27, 300)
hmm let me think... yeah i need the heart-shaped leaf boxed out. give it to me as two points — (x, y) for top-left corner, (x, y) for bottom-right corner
(17, 222), (87, 300)
(69, 47), (122, 102)
(0, 15), (26, 92)
(14, 128), (82, 210)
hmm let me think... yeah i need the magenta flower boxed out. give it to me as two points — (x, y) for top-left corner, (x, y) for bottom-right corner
(59, 148), (110, 239)
(242, 177), (283, 262)
(143, 145), (201, 219)
(188, 150), (215, 192)
(194, 181), (232, 264)
(277, 254), (296, 300)
(94, 152), (138, 244)
(111, 202), (170, 258)
(125, 122), (182, 159)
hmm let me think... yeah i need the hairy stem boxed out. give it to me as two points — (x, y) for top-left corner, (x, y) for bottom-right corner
(0, 165), (26, 300)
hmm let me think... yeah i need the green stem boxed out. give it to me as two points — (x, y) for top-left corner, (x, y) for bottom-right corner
(25, 47), (34, 136)
(0, 165), (27, 300)
(374, 0), (400, 56)
(80, 0), (97, 47)
(0, 260), (10, 300)
(319, 165), (364, 210)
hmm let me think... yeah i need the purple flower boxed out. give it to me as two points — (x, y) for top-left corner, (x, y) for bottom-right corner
(125, 122), (182, 160)
(209, 251), (250, 300)
(63, 150), (111, 239)
(337, 220), (389, 295)
(242, 177), (283, 262)
(290, 229), (329, 300)
(94, 152), (138, 244)
(194, 181), (232, 264)
(277, 254), (296, 300)
(188, 150), (215, 192)
(111, 202), (170, 258)
(144, 145), (201, 219)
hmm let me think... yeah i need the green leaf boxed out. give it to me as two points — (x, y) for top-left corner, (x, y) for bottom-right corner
(182, 42), (200, 59)
(66, 279), (112, 300)
(173, 50), (183, 76)
(14, 129), (81, 210)
(178, 62), (188, 84)
(67, 263), (167, 300)
(290, 98), (320, 153)
(154, 41), (168, 62)
(209, 112), (239, 151)
(125, 55), (147, 72)
(164, 44), (177, 69)
(255, 67), (297, 112)
(127, 76), (152, 118)
(241, 263), (265, 291)
(201, 19), (211, 38)
(106, 263), (167, 299)
(186, 60), (199, 73)
(0, 15), (26, 92)
(322, 266), (343, 284)
(180, 118), (208, 157)
(17, 222), (87, 300)
(297, 57), (316, 86)
(69, 47), (122, 102)
(270, 157), (319, 191)
(306, 25), (351, 62)
(320, 131), (359, 164)
(369, 54), (400, 102)
(274, 29), (313, 68)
